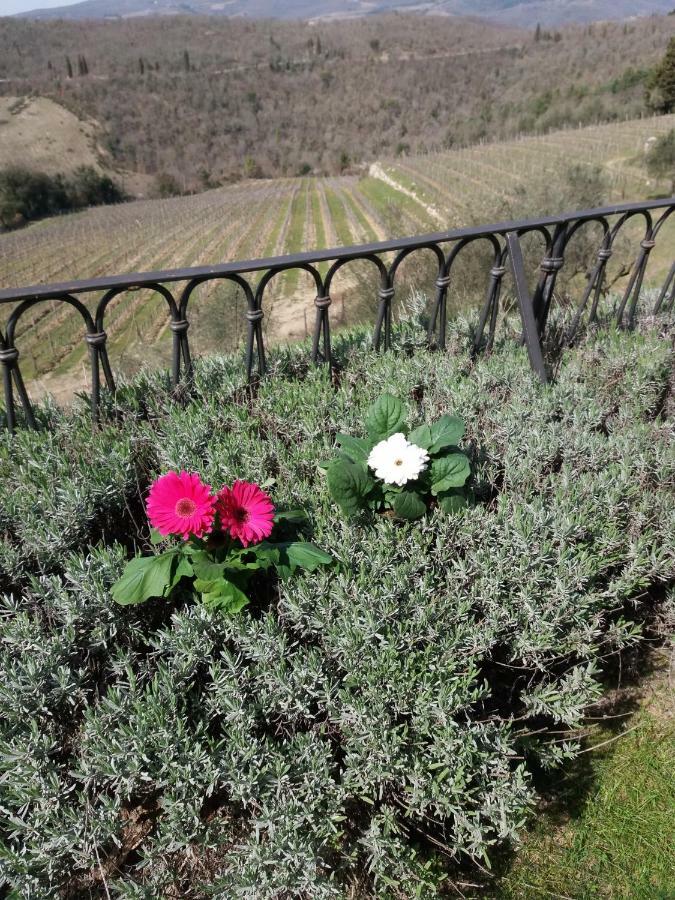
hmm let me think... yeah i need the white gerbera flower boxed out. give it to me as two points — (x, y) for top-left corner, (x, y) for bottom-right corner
(367, 433), (429, 486)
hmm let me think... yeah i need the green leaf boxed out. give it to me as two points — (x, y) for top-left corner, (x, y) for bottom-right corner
(408, 423), (433, 450)
(194, 577), (217, 593)
(326, 459), (372, 516)
(229, 544), (280, 572)
(336, 433), (371, 463)
(111, 552), (177, 606)
(430, 453), (471, 495)
(393, 490), (427, 520)
(278, 541), (332, 573)
(384, 486), (403, 504)
(366, 394), (406, 442)
(149, 527), (165, 546)
(199, 578), (250, 615)
(273, 509), (308, 525)
(190, 553), (226, 582)
(428, 415), (465, 454)
(438, 489), (471, 514)
(172, 554), (194, 584)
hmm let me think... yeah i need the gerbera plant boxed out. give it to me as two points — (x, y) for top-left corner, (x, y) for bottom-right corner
(112, 471), (331, 614)
(326, 394), (471, 520)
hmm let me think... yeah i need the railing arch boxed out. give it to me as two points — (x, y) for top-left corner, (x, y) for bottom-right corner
(0, 197), (673, 433)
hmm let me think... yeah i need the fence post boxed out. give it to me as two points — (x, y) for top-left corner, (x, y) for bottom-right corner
(506, 232), (548, 384)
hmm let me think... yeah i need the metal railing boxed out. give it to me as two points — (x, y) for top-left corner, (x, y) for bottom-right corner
(1, 197), (674, 432)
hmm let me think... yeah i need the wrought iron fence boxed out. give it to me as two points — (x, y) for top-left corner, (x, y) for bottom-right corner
(1, 197), (674, 432)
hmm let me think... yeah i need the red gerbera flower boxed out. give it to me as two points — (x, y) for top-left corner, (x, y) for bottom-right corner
(146, 471), (216, 541)
(217, 480), (275, 547)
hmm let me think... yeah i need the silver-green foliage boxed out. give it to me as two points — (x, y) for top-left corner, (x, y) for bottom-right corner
(0, 316), (673, 897)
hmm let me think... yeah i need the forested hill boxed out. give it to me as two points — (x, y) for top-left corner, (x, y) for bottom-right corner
(14, 0), (675, 27)
(1, 14), (672, 190)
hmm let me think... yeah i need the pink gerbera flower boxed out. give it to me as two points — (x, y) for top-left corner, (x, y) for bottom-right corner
(146, 471), (216, 541)
(217, 480), (275, 547)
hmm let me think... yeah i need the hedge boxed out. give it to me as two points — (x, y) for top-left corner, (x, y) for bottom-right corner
(0, 312), (673, 897)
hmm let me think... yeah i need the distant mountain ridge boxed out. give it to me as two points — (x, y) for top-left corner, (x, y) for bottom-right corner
(14, 0), (675, 27)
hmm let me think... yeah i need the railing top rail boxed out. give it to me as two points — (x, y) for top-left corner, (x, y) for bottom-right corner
(1, 196), (673, 303)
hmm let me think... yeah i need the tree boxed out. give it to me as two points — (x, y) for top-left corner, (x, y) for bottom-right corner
(153, 172), (182, 197)
(243, 156), (262, 178)
(647, 37), (675, 113)
(67, 166), (124, 207)
(645, 128), (675, 191)
(0, 167), (67, 228)
(0, 166), (124, 230)
(65, 55), (73, 78)
(534, 23), (541, 42)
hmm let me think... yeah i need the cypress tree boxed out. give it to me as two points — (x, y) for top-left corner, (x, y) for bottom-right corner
(65, 56), (73, 78)
(648, 37), (675, 113)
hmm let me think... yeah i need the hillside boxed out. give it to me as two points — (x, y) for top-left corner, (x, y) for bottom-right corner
(0, 14), (672, 187)
(1, 112), (673, 403)
(14, 0), (675, 27)
(0, 96), (150, 196)
(0, 96), (106, 175)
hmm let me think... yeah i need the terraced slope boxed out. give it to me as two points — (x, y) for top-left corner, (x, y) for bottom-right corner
(371, 115), (675, 227)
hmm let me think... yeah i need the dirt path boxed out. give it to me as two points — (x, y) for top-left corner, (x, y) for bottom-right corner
(368, 162), (445, 226)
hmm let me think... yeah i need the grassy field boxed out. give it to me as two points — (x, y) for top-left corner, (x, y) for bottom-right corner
(496, 651), (674, 899)
(1, 113), (674, 399)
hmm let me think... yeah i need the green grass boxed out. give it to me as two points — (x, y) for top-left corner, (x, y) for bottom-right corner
(496, 670), (675, 899)
(324, 186), (353, 247)
(309, 180), (330, 279)
(261, 185), (297, 259)
(382, 163), (440, 211)
(343, 188), (379, 243)
(358, 175), (432, 230)
(311, 184), (327, 247)
(283, 179), (311, 295)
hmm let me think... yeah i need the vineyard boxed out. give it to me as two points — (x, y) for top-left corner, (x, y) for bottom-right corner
(375, 117), (675, 226)
(1, 112), (675, 399)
